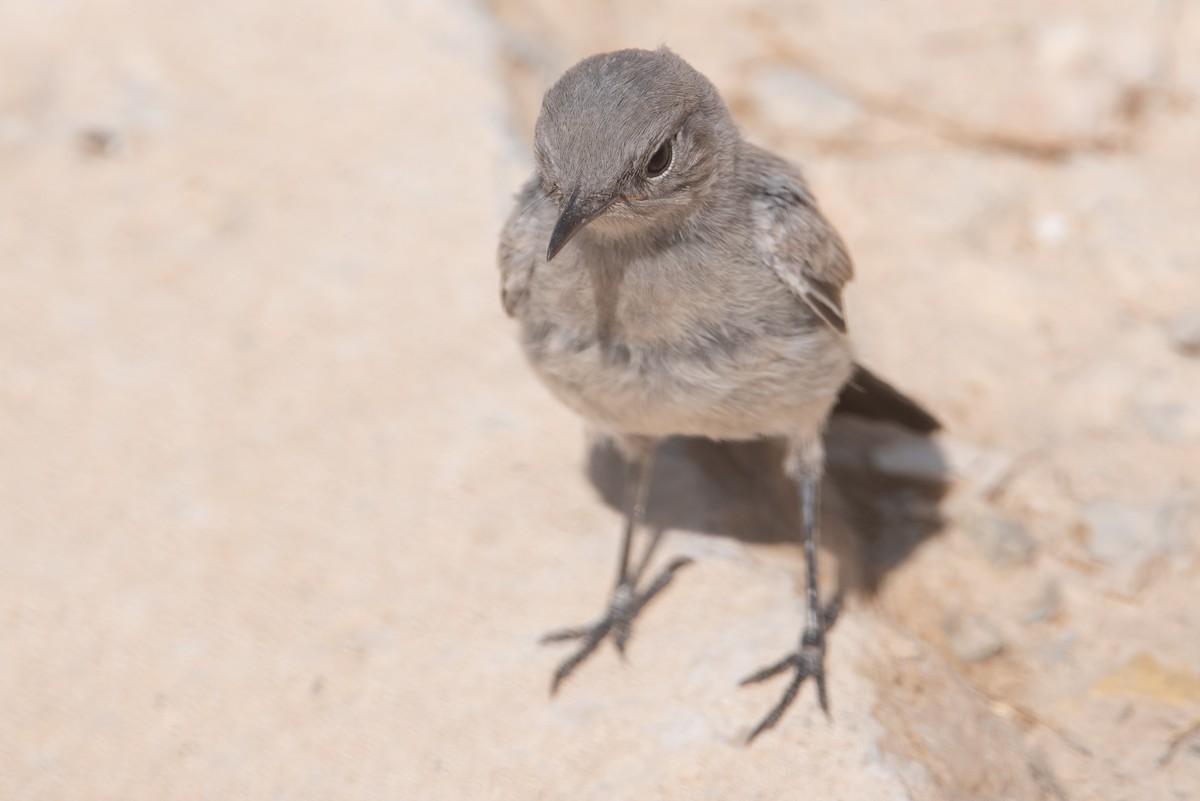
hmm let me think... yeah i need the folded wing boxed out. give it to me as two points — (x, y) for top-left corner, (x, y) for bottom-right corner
(750, 163), (854, 334)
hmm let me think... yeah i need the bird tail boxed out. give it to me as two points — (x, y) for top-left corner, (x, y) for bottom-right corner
(833, 364), (940, 434)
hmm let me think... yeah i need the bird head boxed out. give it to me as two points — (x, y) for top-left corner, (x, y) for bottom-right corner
(533, 47), (738, 261)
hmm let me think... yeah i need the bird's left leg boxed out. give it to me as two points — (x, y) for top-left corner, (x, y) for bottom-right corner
(740, 434), (841, 743)
(541, 435), (692, 693)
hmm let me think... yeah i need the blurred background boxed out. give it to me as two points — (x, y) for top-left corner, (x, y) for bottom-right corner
(2, 0), (1198, 798)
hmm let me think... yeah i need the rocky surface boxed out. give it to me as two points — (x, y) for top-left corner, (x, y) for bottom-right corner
(2, 0), (1198, 799)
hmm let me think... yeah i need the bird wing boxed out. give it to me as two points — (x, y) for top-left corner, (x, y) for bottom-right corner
(497, 175), (551, 318)
(751, 165), (854, 334)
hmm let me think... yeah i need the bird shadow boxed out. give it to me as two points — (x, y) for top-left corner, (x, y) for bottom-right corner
(586, 416), (950, 599)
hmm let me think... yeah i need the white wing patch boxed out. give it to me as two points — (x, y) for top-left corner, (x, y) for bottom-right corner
(754, 182), (851, 334)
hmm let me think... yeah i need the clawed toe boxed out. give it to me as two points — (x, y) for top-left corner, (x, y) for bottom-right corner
(739, 653), (800, 686)
(548, 622), (610, 695)
(741, 600), (840, 744)
(741, 646), (827, 744)
(541, 557), (693, 694)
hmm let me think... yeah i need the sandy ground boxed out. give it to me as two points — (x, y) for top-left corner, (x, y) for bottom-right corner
(2, 1), (1199, 798)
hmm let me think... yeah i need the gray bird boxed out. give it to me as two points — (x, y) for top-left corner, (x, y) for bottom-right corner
(498, 47), (937, 742)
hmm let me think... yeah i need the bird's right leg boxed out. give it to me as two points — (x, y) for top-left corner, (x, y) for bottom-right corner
(739, 434), (841, 743)
(541, 436), (692, 693)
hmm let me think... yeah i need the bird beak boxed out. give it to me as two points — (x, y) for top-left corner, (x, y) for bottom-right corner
(546, 189), (617, 261)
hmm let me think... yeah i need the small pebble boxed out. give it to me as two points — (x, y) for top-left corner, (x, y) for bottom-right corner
(1037, 631), (1077, 666)
(883, 631), (924, 661)
(1022, 581), (1062, 625)
(946, 613), (1004, 664)
(78, 126), (121, 157)
(1082, 500), (1157, 565)
(965, 512), (1036, 568)
(1159, 491), (1199, 567)
(1167, 310), (1200, 357)
(1033, 212), (1069, 248)
(1082, 499), (1165, 596)
(1135, 401), (1192, 443)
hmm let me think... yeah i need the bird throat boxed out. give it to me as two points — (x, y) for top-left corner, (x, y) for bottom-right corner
(586, 256), (628, 359)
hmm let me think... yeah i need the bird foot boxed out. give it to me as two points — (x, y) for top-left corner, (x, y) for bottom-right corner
(541, 556), (692, 694)
(740, 599), (841, 744)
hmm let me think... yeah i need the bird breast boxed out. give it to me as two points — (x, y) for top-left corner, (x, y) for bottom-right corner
(519, 249), (853, 440)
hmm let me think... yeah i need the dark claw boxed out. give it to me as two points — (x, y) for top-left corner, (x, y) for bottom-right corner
(540, 625), (596, 643)
(613, 617), (632, 657)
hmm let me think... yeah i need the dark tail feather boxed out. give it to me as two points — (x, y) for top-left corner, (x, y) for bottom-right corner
(833, 364), (940, 434)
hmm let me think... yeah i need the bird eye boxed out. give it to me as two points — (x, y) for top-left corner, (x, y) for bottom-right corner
(645, 140), (673, 178)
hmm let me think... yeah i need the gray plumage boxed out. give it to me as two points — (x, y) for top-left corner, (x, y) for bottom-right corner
(498, 47), (933, 742)
(501, 48), (854, 452)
